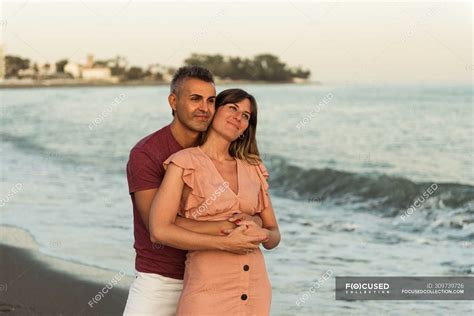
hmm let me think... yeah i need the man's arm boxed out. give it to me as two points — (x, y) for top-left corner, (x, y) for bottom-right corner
(228, 213), (263, 227)
(174, 217), (236, 235)
(176, 213), (264, 235)
(134, 188), (236, 235)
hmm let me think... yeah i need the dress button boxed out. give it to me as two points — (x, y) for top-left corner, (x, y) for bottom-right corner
(243, 264), (249, 271)
(241, 294), (248, 300)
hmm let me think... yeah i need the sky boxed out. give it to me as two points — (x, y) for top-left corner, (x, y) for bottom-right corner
(0, 0), (472, 84)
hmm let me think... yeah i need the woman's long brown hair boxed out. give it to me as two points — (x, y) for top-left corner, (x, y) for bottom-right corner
(199, 88), (261, 164)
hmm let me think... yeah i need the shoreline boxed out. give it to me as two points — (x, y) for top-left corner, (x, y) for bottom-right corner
(0, 79), (319, 89)
(0, 225), (133, 315)
(0, 81), (167, 89)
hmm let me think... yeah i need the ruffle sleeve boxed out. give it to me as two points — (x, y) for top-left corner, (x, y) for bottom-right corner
(163, 150), (205, 217)
(256, 162), (270, 213)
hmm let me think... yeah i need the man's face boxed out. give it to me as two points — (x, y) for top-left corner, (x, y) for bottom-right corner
(170, 78), (216, 132)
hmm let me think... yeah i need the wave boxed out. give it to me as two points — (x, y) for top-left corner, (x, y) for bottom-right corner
(265, 156), (474, 215)
(0, 132), (52, 157)
(0, 132), (125, 171)
(2, 132), (473, 215)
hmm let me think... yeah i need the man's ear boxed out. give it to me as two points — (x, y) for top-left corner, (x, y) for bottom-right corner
(168, 93), (177, 113)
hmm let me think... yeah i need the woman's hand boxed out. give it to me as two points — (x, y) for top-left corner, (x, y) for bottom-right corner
(225, 219), (280, 250)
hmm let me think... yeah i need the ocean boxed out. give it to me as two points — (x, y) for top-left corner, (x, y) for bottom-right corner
(0, 84), (472, 315)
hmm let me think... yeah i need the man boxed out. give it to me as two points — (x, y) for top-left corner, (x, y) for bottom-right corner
(123, 66), (266, 315)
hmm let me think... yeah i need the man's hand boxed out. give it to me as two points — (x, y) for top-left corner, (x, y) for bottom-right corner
(228, 213), (263, 227)
(221, 226), (267, 255)
(233, 220), (270, 242)
(219, 220), (237, 236)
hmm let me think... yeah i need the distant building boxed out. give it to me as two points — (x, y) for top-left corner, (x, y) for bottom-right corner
(82, 67), (112, 80)
(148, 64), (173, 82)
(18, 68), (36, 78)
(63, 54), (116, 81)
(64, 62), (81, 78)
(162, 72), (173, 82)
(86, 54), (94, 68)
(81, 54), (116, 81)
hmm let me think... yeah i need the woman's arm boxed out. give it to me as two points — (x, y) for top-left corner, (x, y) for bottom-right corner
(258, 197), (281, 249)
(149, 163), (267, 253)
(238, 200), (280, 250)
(234, 199), (280, 250)
(133, 188), (235, 236)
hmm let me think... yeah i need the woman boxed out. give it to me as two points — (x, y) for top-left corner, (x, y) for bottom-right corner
(149, 88), (280, 315)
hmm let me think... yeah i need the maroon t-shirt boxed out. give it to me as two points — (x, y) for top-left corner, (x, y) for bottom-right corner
(126, 124), (187, 279)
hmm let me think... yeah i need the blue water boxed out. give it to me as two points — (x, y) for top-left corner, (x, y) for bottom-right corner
(0, 84), (473, 315)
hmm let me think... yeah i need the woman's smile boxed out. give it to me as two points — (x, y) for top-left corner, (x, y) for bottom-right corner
(227, 120), (240, 130)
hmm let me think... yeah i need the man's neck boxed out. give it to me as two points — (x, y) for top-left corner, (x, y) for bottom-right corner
(169, 119), (200, 148)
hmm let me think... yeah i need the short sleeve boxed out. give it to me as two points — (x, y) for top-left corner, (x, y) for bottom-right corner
(163, 150), (205, 216)
(127, 149), (163, 194)
(256, 162), (270, 212)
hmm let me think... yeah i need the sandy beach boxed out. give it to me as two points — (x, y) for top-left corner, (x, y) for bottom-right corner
(0, 226), (132, 315)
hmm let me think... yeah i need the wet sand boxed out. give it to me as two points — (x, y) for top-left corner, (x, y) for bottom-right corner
(0, 243), (129, 315)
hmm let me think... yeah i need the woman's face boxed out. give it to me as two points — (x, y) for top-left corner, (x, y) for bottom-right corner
(211, 98), (252, 142)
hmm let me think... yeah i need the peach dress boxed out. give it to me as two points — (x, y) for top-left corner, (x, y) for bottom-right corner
(163, 146), (272, 316)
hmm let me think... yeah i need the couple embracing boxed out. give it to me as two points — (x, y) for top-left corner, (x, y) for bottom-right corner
(123, 66), (280, 315)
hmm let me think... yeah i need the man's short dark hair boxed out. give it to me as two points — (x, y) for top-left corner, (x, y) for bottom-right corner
(170, 66), (215, 95)
(169, 66), (215, 116)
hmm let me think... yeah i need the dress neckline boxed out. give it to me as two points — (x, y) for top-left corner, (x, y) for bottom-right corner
(196, 146), (240, 197)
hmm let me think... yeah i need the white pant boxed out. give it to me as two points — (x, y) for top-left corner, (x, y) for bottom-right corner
(123, 271), (184, 316)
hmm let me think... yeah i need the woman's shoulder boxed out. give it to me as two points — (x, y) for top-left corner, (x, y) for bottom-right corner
(240, 158), (269, 178)
(164, 147), (202, 168)
(168, 147), (203, 159)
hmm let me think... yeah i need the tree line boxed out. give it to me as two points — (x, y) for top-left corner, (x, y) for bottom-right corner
(184, 53), (310, 82)
(4, 53), (310, 82)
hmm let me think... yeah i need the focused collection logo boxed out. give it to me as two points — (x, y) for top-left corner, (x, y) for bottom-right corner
(336, 277), (472, 300)
(344, 282), (390, 294)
